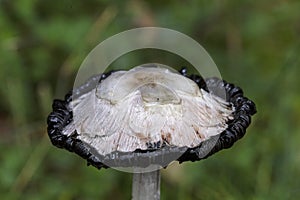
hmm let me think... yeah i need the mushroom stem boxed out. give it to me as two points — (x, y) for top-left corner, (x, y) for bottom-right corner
(132, 170), (160, 200)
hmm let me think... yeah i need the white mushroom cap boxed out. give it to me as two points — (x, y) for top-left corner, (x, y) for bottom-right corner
(63, 66), (234, 156)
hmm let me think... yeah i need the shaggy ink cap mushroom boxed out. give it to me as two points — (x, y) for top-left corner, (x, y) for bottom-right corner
(47, 65), (256, 171)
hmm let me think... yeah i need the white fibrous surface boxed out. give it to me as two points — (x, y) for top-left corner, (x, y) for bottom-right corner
(63, 67), (234, 155)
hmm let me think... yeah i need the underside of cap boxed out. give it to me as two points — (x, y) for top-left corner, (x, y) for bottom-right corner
(47, 67), (256, 169)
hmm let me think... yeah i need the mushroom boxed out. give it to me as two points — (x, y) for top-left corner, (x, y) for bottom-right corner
(47, 65), (256, 199)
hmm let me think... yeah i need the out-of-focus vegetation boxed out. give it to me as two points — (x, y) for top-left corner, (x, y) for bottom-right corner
(0, 0), (300, 199)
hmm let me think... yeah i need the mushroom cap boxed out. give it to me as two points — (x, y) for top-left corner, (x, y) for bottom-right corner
(47, 66), (256, 170)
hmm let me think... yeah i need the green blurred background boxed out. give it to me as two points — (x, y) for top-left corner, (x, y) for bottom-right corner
(1, 0), (300, 199)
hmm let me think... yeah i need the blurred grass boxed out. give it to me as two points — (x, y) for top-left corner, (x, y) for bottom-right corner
(0, 0), (300, 199)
